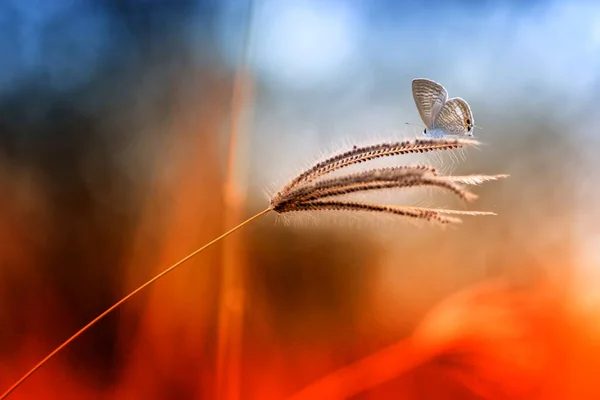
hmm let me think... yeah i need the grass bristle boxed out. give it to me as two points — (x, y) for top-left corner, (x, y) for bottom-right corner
(278, 137), (480, 196)
(288, 200), (464, 225)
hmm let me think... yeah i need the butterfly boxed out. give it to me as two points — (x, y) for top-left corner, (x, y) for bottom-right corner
(411, 78), (474, 138)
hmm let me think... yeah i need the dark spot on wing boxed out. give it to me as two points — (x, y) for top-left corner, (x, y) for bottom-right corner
(464, 118), (473, 132)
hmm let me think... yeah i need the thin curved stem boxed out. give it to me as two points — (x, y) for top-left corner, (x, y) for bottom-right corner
(0, 207), (272, 400)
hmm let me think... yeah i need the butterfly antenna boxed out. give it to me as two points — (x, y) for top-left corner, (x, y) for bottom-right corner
(405, 121), (428, 137)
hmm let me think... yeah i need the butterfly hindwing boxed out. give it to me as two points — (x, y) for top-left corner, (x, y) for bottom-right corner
(432, 97), (474, 136)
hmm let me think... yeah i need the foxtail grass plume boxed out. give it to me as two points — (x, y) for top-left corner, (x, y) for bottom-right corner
(270, 136), (507, 224)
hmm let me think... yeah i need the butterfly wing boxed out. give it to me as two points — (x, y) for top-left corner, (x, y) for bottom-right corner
(412, 78), (448, 129)
(432, 97), (474, 136)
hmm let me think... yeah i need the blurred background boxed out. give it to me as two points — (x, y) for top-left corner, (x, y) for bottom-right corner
(0, 0), (598, 399)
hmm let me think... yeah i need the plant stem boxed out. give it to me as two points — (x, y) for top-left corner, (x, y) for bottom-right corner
(0, 207), (272, 400)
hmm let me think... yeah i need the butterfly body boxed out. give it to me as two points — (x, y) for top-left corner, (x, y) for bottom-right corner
(422, 128), (446, 138)
(412, 78), (474, 138)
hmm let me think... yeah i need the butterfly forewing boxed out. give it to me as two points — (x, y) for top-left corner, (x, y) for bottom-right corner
(412, 78), (448, 129)
(432, 97), (474, 136)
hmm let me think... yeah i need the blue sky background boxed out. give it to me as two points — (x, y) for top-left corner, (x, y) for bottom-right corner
(2, 0), (599, 101)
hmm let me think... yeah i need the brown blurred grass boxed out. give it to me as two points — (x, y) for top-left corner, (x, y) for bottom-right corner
(216, 0), (255, 396)
(0, 102), (590, 400)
